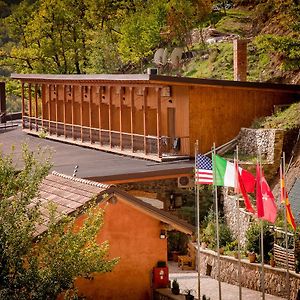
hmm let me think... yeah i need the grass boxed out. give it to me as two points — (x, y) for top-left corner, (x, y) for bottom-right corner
(253, 102), (300, 130)
(215, 9), (253, 37)
(184, 42), (234, 80)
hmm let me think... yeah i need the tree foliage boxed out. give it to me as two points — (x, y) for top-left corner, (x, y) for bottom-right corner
(254, 0), (300, 71)
(0, 0), (212, 74)
(0, 145), (118, 299)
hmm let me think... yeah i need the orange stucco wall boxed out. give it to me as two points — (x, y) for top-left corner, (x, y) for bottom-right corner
(75, 197), (167, 300)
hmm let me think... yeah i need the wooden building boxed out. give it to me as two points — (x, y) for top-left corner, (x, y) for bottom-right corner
(38, 171), (194, 299)
(11, 74), (300, 161)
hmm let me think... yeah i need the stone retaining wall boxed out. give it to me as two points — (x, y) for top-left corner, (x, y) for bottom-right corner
(199, 248), (300, 299)
(238, 128), (284, 181)
(223, 191), (251, 247)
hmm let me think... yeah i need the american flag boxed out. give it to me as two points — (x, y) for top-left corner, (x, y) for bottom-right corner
(195, 154), (213, 185)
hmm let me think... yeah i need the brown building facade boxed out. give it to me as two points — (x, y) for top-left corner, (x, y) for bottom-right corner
(11, 74), (300, 161)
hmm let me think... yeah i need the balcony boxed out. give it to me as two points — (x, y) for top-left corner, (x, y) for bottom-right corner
(23, 116), (190, 162)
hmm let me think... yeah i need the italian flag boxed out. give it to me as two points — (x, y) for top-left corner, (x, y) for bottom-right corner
(213, 155), (255, 193)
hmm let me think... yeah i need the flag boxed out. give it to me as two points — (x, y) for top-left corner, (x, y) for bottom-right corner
(256, 163), (277, 223)
(234, 160), (255, 213)
(195, 154), (213, 184)
(280, 165), (296, 230)
(213, 154), (255, 192)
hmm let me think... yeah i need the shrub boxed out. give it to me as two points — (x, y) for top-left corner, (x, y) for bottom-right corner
(245, 221), (274, 260)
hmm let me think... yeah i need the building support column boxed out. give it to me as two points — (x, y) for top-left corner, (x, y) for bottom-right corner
(143, 87), (148, 155)
(63, 85), (66, 138)
(71, 85), (75, 140)
(89, 86), (93, 143)
(21, 83), (25, 128)
(80, 86), (84, 142)
(156, 87), (162, 157)
(98, 86), (102, 146)
(119, 87), (123, 150)
(41, 84), (44, 130)
(48, 84), (51, 134)
(55, 84), (58, 136)
(34, 84), (38, 131)
(130, 87), (134, 153)
(108, 86), (112, 148)
(28, 83), (32, 130)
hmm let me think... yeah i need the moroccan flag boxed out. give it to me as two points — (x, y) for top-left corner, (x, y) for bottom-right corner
(256, 163), (277, 223)
(234, 160), (255, 213)
(280, 164), (296, 230)
(213, 154), (255, 192)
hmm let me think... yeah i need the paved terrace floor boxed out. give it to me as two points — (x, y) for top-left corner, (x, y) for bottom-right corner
(0, 126), (194, 182)
(168, 262), (284, 300)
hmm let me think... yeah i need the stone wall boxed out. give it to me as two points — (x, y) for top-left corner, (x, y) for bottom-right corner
(199, 248), (300, 299)
(238, 128), (284, 181)
(223, 191), (252, 247)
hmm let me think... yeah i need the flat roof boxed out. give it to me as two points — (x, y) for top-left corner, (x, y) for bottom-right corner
(11, 73), (300, 93)
(0, 126), (194, 182)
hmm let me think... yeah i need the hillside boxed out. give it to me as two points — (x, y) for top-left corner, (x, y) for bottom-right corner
(155, 2), (300, 84)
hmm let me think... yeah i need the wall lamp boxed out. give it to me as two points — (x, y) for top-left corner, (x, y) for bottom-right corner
(160, 229), (167, 239)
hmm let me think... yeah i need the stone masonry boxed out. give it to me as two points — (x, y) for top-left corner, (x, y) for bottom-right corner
(223, 191), (252, 247)
(199, 248), (300, 299)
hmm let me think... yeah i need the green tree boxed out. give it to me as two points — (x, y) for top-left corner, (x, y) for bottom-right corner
(164, 0), (212, 46)
(118, 0), (167, 70)
(0, 145), (118, 299)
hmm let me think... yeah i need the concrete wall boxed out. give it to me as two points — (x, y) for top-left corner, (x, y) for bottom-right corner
(75, 196), (167, 300)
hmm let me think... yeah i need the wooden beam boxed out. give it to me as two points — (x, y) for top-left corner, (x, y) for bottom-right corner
(63, 85), (66, 138)
(34, 84), (38, 131)
(130, 87), (134, 153)
(98, 86), (102, 146)
(48, 84), (51, 134)
(71, 85), (75, 140)
(108, 86), (112, 148)
(41, 84), (44, 130)
(21, 83), (25, 128)
(89, 86), (93, 143)
(143, 87), (148, 155)
(80, 86), (83, 142)
(156, 87), (161, 157)
(119, 87), (123, 150)
(28, 83), (32, 130)
(55, 84), (58, 136)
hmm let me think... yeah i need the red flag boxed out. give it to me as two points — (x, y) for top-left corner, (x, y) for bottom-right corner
(256, 163), (264, 218)
(256, 164), (277, 223)
(235, 161), (255, 213)
(280, 164), (296, 230)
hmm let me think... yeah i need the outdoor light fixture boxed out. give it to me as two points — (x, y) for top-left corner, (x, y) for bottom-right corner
(160, 229), (167, 239)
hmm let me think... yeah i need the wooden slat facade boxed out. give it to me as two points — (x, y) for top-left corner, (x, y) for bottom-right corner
(15, 74), (299, 161)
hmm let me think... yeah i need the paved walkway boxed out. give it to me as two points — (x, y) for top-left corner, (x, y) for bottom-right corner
(168, 262), (285, 300)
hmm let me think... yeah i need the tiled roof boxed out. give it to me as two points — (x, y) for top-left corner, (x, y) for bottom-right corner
(35, 171), (110, 236)
(35, 172), (195, 236)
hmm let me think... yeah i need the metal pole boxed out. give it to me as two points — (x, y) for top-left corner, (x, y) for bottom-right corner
(282, 153), (290, 299)
(235, 146), (242, 300)
(195, 140), (201, 300)
(260, 219), (265, 300)
(259, 155), (265, 300)
(213, 143), (222, 300)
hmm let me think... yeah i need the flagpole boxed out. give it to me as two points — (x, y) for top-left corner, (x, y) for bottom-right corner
(195, 140), (201, 300)
(258, 154), (265, 300)
(282, 152), (290, 299)
(235, 146), (242, 300)
(213, 143), (222, 300)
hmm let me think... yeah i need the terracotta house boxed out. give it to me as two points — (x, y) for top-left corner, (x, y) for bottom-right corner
(37, 171), (194, 299)
(11, 74), (300, 161)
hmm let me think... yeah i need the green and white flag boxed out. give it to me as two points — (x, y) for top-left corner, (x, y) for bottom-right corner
(212, 154), (255, 192)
